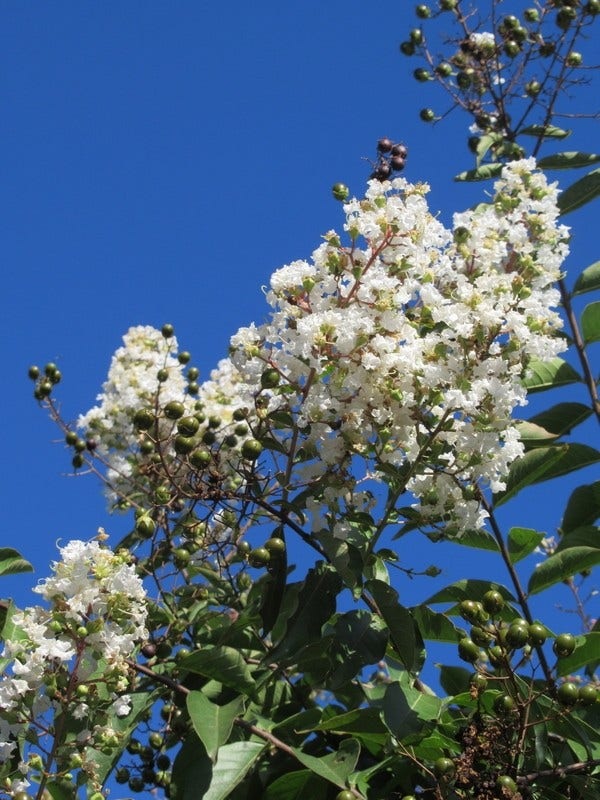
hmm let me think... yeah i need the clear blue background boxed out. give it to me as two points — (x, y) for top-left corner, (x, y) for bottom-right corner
(3, 3), (598, 652)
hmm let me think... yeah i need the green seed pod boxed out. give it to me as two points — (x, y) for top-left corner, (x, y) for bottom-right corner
(332, 183), (350, 201)
(164, 401), (185, 420)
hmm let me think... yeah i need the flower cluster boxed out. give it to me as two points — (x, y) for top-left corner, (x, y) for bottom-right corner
(228, 159), (568, 534)
(0, 539), (148, 792)
(77, 327), (258, 511)
(77, 326), (195, 503)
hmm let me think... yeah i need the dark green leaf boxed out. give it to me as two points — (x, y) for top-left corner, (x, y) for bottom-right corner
(494, 444), (600, 507)
(523, 358), (581, 393)
(528, 547), (600, 595)
(581, 301), (600, 343)
(555, 525), (599, 552)
(328, 610), (388, 688)
(437, 665), (471, 696)
(269, 562), (342, 664)
(558, 168), (600, 215)
(526, 403), (592, 438)
(366, 579), (423, 673)
(521, 125), (571, 139)
(507, 527), (545, 564)
(425, 579), (515, 604)
(292, 738), (360, 789)
(315, 707), (387, 737)
(455, 527), (499, 552)
(556, 633), (600, 677)
(562, 481), (600, 533)
(538, 152), (600, 170)
(264, 770), (328, 800)
(273, 708), (324, 740)
(187, 692), (245, 762)
(259, 543), (288, 635)
(0, 548), (33, 577)
(180, 646), (256, 697)
(573, 261), (600, 297)
(382, 678), (442, 742)
(454, 164), (503, 182)
(410, 605), (463, 643)
(45, 783), (76, 800)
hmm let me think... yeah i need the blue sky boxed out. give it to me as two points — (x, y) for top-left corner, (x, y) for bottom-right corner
(3, 2), (598, 645)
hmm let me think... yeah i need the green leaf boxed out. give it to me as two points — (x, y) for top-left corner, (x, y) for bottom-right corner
(558, 168), (600, 215)
(180, 646), (256, 697)
(507, 527), (545, 564)
(366, 579), (424, 673)
(562, 481), (600, 533)
(315, 707), (387, 737)
(292, 737), (360, 789)
(171, 733), (265, 800)
(573, 261), (600, 297)
(269, 562), (342, 663)
(528, 547), (600, 595)
(494, 444), (600, 507)
(556, 633), (600, 677)
(521, 125), (571, 139)
(555, 525), (599, 552)
(202, 741), (266, 800)
(454, 164), (503, 182)
(455, 527), (499, 552)
(187, 691), (245, 762)
(425, 579), (515, 604)
(437, 665), (471, 696)
(516, 420), (558, 448)
(382, 678), (442, 742)
(538, 152), (600, 170)
(264, 770), (328, 800)
(45, 783), (77, 800)
(328, 610), (388, 689)
(526, 403), (592, 438)
(523, 358), (581, 393)
(0, 548), (33, 577)
(581, 301), (600, 343)
(410, 605), (463, 643)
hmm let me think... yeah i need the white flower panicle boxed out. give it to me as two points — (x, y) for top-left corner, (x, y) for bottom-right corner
(77, 326), (195, 502)
(75, 160), (567, 537)
(77, 327), (259, 508)
(228, 159), (568, 534)
(0, 539), (148, 772)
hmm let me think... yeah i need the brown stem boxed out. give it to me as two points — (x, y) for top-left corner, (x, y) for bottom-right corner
(479, 495), (555, 687)
(558, 278), (600, 423)
(127, 660), (366, 798)
(517, 757), (600, 785)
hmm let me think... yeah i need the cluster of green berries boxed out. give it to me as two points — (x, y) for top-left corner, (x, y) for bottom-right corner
(237, 535), (286, 569)
(28, 361), (62, 400)
(160, 323), (200, 395)
(455, 590), (581, 671)
(399, 2), (592, 132)
(132, 397), (262, 475)
(370, 138), (409, 181)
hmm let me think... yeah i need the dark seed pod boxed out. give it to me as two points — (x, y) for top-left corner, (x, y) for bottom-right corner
(391, 156), (406, 171)
(377, 137), (394, 153)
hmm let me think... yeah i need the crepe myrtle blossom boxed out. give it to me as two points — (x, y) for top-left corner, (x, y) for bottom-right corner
(228, 159), (568, 535)
(78, 327), (259, 506)
(0, 539), (147, 779)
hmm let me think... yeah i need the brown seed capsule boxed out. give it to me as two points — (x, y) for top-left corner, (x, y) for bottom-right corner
(377, 137), (394, 153)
